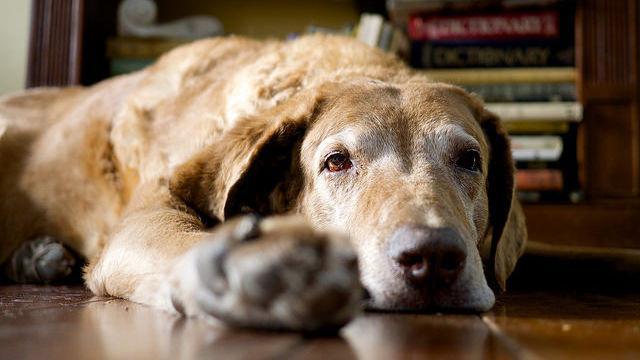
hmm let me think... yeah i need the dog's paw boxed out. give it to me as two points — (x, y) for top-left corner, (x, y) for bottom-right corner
(172, 215), (362, 331)
(3, 235), (77, 284)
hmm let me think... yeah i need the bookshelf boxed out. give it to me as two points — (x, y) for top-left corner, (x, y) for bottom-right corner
(25, 0), (640, 248)
(523, 0), (640, 248)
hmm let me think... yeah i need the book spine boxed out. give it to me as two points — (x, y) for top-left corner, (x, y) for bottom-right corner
(504, 121), (570, 134)
(464, 83), (576, 102)
(107, 38), (185, 59)
(516, 169), (563, 191)
(485, 102), (582, 122)
(389, 27), (410, 58)
(510, 135), (563, 161)
(515, 160), (561, 170)
(412, 42), (574, 68)
(408, 10), (560, 41)
(356, 13), (385, 47)
(378, 23), (394, 51)
(110, 58), (155, 76)
(422, 67), (577, 84)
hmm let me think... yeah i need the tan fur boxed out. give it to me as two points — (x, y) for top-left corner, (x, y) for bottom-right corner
(0, 35), (526, 328)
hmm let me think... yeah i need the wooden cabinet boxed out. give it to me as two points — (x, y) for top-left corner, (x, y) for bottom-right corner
(27, 0), (83, 87)
(26, 0), (640, 248)
(578, 0), (639, 199)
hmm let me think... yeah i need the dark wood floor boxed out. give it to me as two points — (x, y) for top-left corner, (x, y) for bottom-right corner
(1, 244), (640, 359)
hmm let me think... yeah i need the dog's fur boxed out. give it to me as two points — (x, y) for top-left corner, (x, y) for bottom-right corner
(0, 35), (526, 330)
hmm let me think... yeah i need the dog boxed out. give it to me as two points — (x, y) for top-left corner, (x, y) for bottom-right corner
(0, 35), (526, 330)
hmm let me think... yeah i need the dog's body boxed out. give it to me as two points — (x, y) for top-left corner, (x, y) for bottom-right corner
(0, 35), (526, 330)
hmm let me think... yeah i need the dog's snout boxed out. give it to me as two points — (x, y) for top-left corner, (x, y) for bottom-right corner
(388, 225), (467, 287)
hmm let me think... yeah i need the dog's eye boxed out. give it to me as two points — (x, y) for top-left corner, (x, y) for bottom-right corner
(324, 151), (352, 172)
(456, 149), (481, 172)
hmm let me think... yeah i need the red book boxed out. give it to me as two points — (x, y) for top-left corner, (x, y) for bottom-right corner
(408, 11), (560, 42)
(516, 169), (563, 191)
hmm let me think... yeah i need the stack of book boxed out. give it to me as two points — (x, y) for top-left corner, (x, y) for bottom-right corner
(397, 1), (582, 202)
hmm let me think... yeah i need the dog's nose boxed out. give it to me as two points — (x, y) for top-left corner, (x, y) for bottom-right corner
(388, 225), (467, 287)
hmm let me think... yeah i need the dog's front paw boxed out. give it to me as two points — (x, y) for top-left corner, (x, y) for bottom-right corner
(172, 215), (362, 331)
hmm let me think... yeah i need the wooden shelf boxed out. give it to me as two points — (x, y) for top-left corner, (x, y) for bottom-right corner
(524, 202), (640, 249)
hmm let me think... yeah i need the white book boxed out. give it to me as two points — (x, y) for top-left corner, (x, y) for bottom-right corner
(356, 13), (385, 47)
(510, 135), (563, 161)
(486, 102), (583, 122)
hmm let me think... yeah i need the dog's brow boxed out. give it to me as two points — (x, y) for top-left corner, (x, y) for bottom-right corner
(320, 128), (359, 148)
(423, 124), (481, 161)
(432, 124), (478, 145)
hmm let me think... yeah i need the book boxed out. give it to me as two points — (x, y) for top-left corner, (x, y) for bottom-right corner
(389, 27), (411, 58)
(510, 135), (563, 161)
(411, 42), (574, 68)
(408, 10), (561, 42)
(422, 67), (577, 84)
(355, 13), (410, 58)
(110, 58), (155, 76)
(464, 82), (576, 102)
(516, 160), (561, 170)
(356, 13), (385, 47)
(378, 23), (394, 51)
(305, 24), (354, 36)
(516, 190), (543, 202)
(503, 121), (570, 134)
(107, 37), (186, 59)
(388, 1), (567, 29)
(516, 190), (584, 203)
(485, 102), (582, 122)
(516, 168), (563, 191)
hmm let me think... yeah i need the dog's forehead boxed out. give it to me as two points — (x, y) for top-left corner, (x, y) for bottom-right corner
(319, 81), (486, 144)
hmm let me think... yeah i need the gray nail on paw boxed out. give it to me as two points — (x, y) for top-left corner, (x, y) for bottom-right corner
(197, 215), (263, 296)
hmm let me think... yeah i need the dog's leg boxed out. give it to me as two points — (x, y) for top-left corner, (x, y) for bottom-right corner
(86, 186), (361, 331)
(170, 214), (362, 331)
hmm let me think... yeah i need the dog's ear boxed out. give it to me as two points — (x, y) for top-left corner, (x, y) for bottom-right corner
(170, 88), (327, 222)
(476, 105), (528, 291)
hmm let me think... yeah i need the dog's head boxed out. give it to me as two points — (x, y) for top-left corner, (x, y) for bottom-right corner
(172, 78), (526, 312)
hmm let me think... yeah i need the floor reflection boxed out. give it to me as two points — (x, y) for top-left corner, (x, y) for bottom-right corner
(343, 313), (502, 359)
(8, 288), (639, 359)
(79, 299), (300, 359)
(73, 299), (501, 359)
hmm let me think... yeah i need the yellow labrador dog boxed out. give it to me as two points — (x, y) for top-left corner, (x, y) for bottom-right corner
(0, 35), (526, 330)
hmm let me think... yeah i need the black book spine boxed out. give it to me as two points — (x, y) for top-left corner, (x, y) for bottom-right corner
(411, 41), (575, 68)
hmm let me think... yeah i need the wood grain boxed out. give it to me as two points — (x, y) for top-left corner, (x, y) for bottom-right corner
(578, 0), (640, 198)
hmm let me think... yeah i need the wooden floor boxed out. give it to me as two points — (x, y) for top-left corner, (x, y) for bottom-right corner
(1, 245), (640, 359)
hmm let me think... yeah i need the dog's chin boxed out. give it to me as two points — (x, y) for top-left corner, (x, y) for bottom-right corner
(363, 286), (496, 313)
